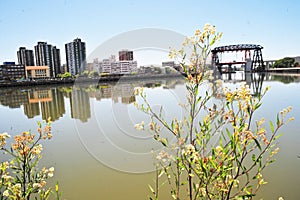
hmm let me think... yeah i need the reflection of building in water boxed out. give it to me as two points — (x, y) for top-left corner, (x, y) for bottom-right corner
(40, 89), (65, 121)
(70, 87), (91, 122)
(28, 89), (52, 103)
(121, 96), (136, 104)
(112, 83), (135, 104)
(0, 87), (66, 121)
(95, 83), (136, 104)
(0, 89), (28, 108)
(23, 102), (40, 118)
(23, 88), (65, 121)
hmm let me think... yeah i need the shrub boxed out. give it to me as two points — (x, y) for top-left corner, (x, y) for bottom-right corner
(134, 23), (293, 200)
(0, 120), (60, 200)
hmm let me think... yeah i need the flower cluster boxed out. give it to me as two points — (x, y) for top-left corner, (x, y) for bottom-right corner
(0, 132), (10, 147)
(0, 120), (56, 199)
(169, 23), (222, 76)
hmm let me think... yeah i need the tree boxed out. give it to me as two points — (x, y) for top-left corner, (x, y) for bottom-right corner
(88, 70), (99, 78)
(273, 57), (295, 68)
(82, 70), (89, 77)
(57, 72), (72, 79)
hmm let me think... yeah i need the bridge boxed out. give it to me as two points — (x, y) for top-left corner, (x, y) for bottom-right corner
(211, 44), (264, 73)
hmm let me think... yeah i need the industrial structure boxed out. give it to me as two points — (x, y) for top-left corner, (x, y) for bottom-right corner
(211, 44), (264, 73)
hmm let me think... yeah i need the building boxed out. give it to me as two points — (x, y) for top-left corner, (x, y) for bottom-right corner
(17, 47), (35, 66)
(101, 59), (112, 74)
(34, 42), (61, 77)
(52, 46), (61, 75)
(99, 52), (137, 74)
(25, 66), (50, 79)
(92, 58), (100, 73)
(162, 61), (175, 68)
(0, 62), (25, 80)
(65, 38), (86, 75)
(119, 60), (137, 74)
(119, 50), (133, 61)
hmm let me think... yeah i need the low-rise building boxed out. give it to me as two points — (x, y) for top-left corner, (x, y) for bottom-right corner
(25, 66), (50, 79)
(0, 62), (25, 80)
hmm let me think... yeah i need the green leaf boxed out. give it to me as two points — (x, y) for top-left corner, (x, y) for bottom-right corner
(160, 138), (168, 147)
(254, 103), (262, 110)
(270, 121), (274, 133)
(37, 121), (41, 128)
(276, 113), (280, 126)
(275, 133), (283, 139)
(254, 138), (262, 151)
(252, 154), (256, 162)
(148, 184), (155, 194)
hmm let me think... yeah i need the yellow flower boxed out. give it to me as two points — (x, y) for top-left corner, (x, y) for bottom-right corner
(215, 146), (223, 154)
(182, 37), (189, 46)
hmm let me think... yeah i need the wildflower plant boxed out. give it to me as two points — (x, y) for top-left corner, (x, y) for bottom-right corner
(0, 120), (60, 200)
(134, 24), (293, 199)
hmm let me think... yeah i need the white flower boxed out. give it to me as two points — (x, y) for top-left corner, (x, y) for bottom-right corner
(134, 121), (144, 131)
(0, 132), (11, 138)
(2, 174), (12, 181)
(48, 172), (54, 178)
(3, 190), (9, 197)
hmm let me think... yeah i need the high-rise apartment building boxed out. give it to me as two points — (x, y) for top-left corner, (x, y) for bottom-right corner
(65, 38), (86, 75)
(119, 50), (133, 61)
(52, 46), (61, 75)
(17, 47), (35, 66)
(34, 42), (61, 77)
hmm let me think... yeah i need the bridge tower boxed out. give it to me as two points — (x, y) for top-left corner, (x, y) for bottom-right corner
(211, 44), (264, 73)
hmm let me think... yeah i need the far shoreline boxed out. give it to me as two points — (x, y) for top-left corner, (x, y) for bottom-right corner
(0, 73), (185, 88)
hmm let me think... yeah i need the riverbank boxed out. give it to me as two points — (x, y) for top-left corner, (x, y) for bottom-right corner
(0, 73), (184, 88)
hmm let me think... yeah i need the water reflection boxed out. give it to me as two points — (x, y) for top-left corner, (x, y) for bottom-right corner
(0, 78), (186, 123)
(0, 73), (295, 123)
(0, 74), (299, 199)
(270, 74), (300, 84)
(0, 87), (65, 121)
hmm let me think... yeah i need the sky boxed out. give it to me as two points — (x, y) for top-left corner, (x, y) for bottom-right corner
(0, 0), (300, 66)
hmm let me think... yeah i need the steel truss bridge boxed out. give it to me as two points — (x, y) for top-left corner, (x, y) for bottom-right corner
(211, 44), (264, 73)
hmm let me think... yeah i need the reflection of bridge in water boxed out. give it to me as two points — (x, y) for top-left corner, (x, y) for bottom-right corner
(219, 72), (265, 97)
(213, 71), (300, 98)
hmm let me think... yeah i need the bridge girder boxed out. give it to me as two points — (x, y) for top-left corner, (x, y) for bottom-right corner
(212, 44), (264, 72)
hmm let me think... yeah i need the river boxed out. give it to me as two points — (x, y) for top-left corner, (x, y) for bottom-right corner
(0, 73), (299, 199)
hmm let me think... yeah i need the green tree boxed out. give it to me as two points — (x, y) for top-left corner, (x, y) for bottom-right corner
(273, 57), (295, 68)
(88, 70), (99, 78)
(82, 70), (89, 77)
(57, 72), (72, 79)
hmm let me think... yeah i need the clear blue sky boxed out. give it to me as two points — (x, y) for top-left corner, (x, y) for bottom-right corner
(1, 0), (299, 65)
